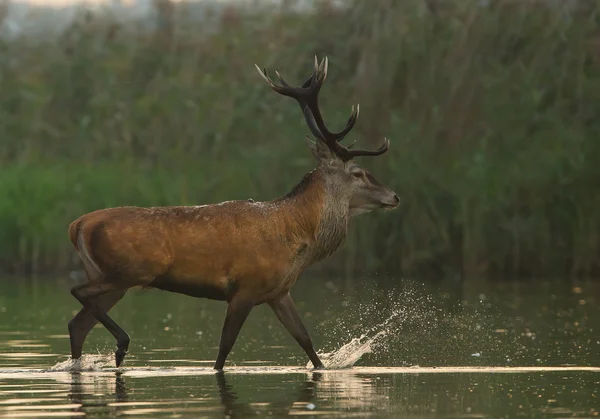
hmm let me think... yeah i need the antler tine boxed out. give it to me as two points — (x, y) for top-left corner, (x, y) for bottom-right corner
(342, 104), (359, 138)
(275, 70), (291, 88)
(311, 56), (328, 85)
(256, 56), (369, 155)
(255, 64), (273, 86)
(255, 65), (306, 97)
(305, 56), (357, 143)
(341, 137), (391, 159)
(329, 104), (359, 146)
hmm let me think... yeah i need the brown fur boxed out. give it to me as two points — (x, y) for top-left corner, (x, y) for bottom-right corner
(69, 169), (332, 304)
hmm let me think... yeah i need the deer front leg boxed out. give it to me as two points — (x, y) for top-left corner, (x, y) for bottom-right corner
(214, 299), (254, 371)
(268, 292), (324, 369)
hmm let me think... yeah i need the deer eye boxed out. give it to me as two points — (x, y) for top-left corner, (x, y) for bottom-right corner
(351, 170), (363, 178)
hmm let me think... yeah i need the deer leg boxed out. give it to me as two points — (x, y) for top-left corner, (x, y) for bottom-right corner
(214, 299), (254, 371)
(68, 289), (127, 360)
(70, 280), (131, 367)
(268, 292), (324, 369)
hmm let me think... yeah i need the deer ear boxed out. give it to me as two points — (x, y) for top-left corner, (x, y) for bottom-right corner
(306, 136), (333, 161)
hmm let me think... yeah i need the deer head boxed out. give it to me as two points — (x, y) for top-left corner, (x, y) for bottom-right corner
(256, 57), (400, 217)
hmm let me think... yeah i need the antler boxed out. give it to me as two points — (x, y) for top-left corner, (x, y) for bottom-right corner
(255, 56), (390, 161)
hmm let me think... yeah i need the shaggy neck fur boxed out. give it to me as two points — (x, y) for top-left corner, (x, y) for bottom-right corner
(278, 166), (350, 265)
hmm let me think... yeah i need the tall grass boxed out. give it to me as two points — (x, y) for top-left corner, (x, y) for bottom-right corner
(1, 0), (600, 280)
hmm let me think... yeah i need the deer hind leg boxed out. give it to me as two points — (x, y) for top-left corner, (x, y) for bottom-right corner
(70, 279), (131, 367)
(68, 289), (127, 360)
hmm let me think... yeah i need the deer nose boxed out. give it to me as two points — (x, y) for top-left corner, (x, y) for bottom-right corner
(384, 193), (400, 210)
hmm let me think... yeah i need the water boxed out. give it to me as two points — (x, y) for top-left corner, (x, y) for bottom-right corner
(1, 276), (599, 417)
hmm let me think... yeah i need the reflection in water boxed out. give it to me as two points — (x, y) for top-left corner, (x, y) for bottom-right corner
(1, 278), (599, 417)
(67, 371), (128, 411)
(46, 370), (327, 417)
(0, 367), (598, 417)
(216, 371), (321, 417)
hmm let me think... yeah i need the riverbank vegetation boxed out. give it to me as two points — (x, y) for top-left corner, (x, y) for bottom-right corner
(1, 0), (599, 280)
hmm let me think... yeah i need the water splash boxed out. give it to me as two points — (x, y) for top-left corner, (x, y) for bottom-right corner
(306, 280), (519, 369)
(49, 354), (114, 372)
(307, 294), (420, 369)
(307, 330), (386, 369)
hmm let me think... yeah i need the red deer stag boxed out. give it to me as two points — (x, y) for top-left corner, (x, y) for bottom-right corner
(67, 57), (399, 370)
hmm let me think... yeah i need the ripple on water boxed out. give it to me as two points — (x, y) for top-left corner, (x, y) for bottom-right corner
(4, 340), (51, 349)
(0, 279), (599, 418)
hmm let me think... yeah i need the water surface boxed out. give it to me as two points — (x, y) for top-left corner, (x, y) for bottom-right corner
(0, 276), (599, 417)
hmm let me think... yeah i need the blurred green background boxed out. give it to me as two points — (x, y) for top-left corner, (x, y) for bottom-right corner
(1, 0), (599, 281)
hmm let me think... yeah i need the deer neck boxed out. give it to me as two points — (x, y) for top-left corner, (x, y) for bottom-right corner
(280, 168), (350, 264)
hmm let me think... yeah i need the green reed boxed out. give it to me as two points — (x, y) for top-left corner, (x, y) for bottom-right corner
(1, 0), (599, 280)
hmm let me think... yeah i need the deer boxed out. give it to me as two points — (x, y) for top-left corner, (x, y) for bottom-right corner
(66, 56), (400, 371)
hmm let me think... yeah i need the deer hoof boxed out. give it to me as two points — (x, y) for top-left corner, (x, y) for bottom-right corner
(115, 348), (128, 368)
